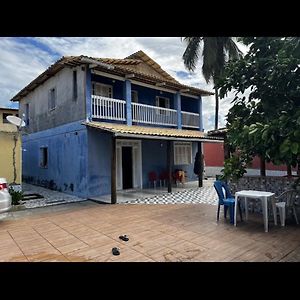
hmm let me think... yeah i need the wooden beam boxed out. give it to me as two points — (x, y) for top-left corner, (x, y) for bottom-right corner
(180, 88), (190, 93)
(167, 140), (173, 193)
(125, 74), (135, 79)
(111, 135), (117, 204)
(156, 82), (166, 87)
(89, 63), (98, 69)
(198, 142), (203, 188)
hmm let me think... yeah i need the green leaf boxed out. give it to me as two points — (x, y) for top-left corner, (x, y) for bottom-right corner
(291, 143), (299, 154)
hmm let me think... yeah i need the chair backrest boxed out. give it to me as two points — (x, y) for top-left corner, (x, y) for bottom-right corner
(214, 181), (225, 204)
(148, 171), (157, 182)
(221, 181), (233, 198)
(214, 180), (233, 205)
(276, 189), (299, 207)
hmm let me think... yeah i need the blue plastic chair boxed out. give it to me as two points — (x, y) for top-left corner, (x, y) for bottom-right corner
(214, 180), (243, 224)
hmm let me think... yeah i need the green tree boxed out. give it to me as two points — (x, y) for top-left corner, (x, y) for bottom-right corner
(182, 37), (243, 130)
(218, 37), (300, 173)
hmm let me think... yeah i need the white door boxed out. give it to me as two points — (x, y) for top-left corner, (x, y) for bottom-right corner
(116, 140), (142, 190)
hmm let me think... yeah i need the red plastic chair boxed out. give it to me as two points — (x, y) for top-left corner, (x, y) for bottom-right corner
(159, 171), (169, 187)
(148, 171), (158, 188)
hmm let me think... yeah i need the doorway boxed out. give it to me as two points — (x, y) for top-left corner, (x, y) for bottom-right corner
(122, 147), (133, 189)
(116, 140), (142, 190)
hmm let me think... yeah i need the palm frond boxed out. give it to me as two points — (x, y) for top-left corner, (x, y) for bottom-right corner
(182, 37), (202, 72)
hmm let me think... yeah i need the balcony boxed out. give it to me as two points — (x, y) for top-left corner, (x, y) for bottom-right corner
(91, 95), (200, 129)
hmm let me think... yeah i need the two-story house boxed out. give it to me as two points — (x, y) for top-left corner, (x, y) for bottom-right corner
(11, 50), (221, 203)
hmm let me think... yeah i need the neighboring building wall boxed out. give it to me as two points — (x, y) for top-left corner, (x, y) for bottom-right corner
(19, 66), (86, 134)
(0, 108), (21, 184)
(203, 142), (297, 177)
(22, 121), (88, 198)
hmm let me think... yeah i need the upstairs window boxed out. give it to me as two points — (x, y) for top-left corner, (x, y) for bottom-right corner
(73, 70), (78, 100)
(131, 90), (138, 103)
(48, 87), (56, 110)
(92, 82), (113, 98)
(174, 142), (192, 165)
(156, 96), (170, 116)
(39, 147), (48, 168)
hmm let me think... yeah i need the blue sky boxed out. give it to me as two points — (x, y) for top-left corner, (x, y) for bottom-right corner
(0, 37), (247, 130)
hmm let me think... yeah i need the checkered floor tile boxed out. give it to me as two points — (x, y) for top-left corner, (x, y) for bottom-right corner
(124, 186), (218, 205)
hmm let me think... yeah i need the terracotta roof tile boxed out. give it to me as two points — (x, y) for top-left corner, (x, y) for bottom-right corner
(84, 122), (222, 141)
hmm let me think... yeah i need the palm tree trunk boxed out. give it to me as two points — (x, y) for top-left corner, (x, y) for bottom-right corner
(214, 87), (219, 130)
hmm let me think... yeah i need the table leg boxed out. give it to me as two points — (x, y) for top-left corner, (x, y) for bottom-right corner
(234, 195), (238, 226)
(271, 195), (277, 226)
(244, 197), (248, 221)
(263, 196), (268, 232)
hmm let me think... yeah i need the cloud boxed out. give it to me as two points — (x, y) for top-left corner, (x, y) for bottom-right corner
(0, 37), (245, 130)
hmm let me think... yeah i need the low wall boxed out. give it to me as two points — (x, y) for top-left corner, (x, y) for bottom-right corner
(229, 175), (298, 196)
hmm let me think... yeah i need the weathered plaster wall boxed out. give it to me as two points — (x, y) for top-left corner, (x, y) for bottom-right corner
(19, 66), (86, 133)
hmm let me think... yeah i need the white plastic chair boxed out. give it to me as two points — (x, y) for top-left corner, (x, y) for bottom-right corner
(274, 190), (299, 226)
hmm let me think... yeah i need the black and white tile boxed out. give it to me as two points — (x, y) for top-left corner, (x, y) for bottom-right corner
(124, 186), (218, 205)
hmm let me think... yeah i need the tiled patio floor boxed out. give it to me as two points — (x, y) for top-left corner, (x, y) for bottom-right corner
(0, 200), (300, 262)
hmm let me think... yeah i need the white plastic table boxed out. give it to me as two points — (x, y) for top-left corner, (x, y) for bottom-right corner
(234, 190), (276, 232)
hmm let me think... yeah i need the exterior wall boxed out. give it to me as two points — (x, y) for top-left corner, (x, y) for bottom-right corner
(19, 66), (86, 134)
(22, 121), (88, 198)
(0, 108), (21, 184)
(141, 140), (198, 187)
(203, 142), (295, 177)
(181, 95), (199, 113)
(87, 129), (112, 197)
(90, 73), (198, 112)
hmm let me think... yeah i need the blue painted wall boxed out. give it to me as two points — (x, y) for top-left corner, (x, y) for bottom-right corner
(181, 95), (199, 113)
(141, 139), (198, 187)
(87, 129), (112, 197)
(22, 120), (88, 198)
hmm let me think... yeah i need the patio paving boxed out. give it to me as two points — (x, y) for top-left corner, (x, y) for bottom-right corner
(0, 200), (300, 262)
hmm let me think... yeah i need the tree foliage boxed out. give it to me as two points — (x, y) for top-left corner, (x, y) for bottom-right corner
(217, 37), (300, 168)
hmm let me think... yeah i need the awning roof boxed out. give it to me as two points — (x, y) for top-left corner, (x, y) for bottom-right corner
(83, 122), (223, 142)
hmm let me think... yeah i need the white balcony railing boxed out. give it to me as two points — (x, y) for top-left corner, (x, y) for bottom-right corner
(181, 111), (200, 128)
(91, 95), (200, 129)
(92, 95), (126, 121)
(132, 102), (177, 126)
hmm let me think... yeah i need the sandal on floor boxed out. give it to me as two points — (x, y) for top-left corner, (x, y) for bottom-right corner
(112, 247), (120, 255)
(119, 235), (129, 242)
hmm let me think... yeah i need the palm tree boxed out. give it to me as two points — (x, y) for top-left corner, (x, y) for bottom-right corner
(182, 37), (243, 130)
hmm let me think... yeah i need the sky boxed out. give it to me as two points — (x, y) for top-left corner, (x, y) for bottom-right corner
(0, 37), (248, 131)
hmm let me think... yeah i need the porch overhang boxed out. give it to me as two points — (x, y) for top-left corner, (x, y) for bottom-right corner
(83, 121), (223, 142)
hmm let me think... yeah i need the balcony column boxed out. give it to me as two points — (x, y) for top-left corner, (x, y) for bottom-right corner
(85, 67), (92, 122)
(174, 92), (182, 129)
(124, 79), (132, 125)
(198, 95), (203, 131)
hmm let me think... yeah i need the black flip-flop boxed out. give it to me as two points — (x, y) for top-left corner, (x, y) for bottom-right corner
(119, 235), (129, 242)
(112, 247), (120, 255)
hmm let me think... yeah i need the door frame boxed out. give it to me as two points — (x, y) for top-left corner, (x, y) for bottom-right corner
(116, 139), (142, 190)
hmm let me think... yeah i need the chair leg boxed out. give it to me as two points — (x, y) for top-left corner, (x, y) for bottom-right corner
(279, 207), (285, 227)
(293, 206), (299, 225)
(217, 204), (221, 221)
(238, 201), (243, 222)
(224, 206), (228, 219)
(229, 204), (234, 224)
